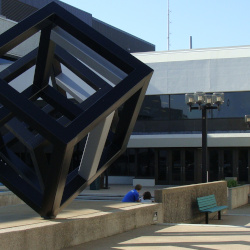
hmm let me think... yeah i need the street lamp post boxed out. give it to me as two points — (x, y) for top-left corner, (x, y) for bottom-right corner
(185, 92), (224, 183)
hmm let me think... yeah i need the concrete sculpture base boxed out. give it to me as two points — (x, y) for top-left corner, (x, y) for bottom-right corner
(0, 200), (162, 250)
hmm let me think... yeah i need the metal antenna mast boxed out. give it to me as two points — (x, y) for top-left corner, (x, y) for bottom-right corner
(167, 0), (170, 50)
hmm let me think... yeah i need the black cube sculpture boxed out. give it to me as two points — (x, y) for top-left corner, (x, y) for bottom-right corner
(0, 2), (153, 218)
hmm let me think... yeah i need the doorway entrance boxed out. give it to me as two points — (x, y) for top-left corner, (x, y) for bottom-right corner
(156, 148), (198, 185)
(156, 147), (250, 185)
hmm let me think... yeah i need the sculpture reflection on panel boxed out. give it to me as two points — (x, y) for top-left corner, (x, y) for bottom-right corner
(0, 2), (153, 218)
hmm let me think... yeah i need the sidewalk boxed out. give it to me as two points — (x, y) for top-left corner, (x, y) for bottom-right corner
(65, 204), (250, 250)
(1, 184), (250, 249)
(65, 222), (250, 250)
(66, 185), (250, 250)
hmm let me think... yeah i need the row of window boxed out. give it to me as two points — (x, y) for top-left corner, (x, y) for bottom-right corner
(137, 92), (250, 121)
(109, 148), (249, 184)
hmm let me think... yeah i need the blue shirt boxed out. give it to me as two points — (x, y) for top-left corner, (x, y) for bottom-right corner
(122, 189), (139, 202)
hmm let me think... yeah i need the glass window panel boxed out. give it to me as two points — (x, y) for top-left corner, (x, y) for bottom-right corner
(172, 150), (181, 181)
(223, 150), (233, 177)
(185, 149), (194, 181)
(170, 94), (201, 120)
(109, 153), (129, 176)
(209, 150), (219, 182)
(138, 95), (169, 121)
(137, 148), (155, 177)
(134, 92), (250, 134)
(211, 92), (250, 118)
(238, 149), (248, 182)
(128, 149), (136, 176)
(110, 149), (136, 177)
(158, 150), (167, 181)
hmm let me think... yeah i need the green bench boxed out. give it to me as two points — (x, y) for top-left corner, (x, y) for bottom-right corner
(197, 194), (228, 224)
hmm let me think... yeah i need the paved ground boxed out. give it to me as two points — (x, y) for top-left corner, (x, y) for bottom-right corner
(66, 223), (250, 250)
(64, 185), (250, 250)
(1, 184), (250, 250)
(64, 204), (250, 250)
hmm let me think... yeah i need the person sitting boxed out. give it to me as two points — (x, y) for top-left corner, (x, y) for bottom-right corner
(122, 184), (142, 202)
(140, 191), (153, 203)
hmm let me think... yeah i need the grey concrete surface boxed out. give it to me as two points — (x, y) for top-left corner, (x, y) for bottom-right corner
(0, 200), (143, 229)
(154, 181), (228, 224)
(64, 204), (250, 250)
(66, 185), (250, 250)
(1, 184), (250, 250)
(0, 188), (163, 250)
(228, 184), (250, 209)
(65, 223), (250, 250)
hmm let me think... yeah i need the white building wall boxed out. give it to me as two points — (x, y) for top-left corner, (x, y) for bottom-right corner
(133, 46), (250, 95)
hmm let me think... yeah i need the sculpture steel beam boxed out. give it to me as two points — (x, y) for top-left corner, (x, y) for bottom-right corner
(0, 2), (153, 218)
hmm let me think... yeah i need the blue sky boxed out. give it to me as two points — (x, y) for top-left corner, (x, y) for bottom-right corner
(60, 0), (250, 52)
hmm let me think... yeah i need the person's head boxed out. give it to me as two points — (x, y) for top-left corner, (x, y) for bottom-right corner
(135, 184), (142, 191)
(143, 191), (152, 200)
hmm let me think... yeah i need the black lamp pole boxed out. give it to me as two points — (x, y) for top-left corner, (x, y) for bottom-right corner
(201, 107), (208, 183)
(190, 106), (208, 183)
(188, 103), (221, 183)
(200, 105), (219, 182)
(186, 92), (224, 183)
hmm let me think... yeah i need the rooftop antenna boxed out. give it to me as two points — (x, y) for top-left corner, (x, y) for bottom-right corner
(190, 36), (192, 49)
(167, 0), (170, 50)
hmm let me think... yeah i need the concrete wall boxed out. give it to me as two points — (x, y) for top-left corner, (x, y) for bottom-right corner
(0, 203), (162, 250)
(0, 191), (24, 207)
(228, 184), (250, 209)
(154, 181), (228, 224)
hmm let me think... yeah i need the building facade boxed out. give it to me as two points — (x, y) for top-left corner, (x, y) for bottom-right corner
(1, 1), (250, 187)
(109, 47), (250, 186)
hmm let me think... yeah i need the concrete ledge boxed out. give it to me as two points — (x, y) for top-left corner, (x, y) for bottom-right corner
(0, 200), (163, 250)
(228, 184), (250, 209)
(154, 181), (228, 224)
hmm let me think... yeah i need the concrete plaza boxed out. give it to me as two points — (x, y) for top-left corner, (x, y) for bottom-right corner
(68, 185), (250, 250)
(65, 199), (250, 250)
(0, 184), (250, 250)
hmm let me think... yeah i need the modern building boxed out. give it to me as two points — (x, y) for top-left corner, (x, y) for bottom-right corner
(1, 1), (250, 187)
(109, 46), (250, 186)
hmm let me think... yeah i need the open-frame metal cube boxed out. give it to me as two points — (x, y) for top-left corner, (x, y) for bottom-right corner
(0, 2), (153, 218)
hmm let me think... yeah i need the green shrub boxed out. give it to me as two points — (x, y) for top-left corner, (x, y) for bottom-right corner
(227, 179), (238, 188)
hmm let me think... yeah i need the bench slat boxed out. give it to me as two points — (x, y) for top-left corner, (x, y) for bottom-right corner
(197, 195), (218, 211)
(198, 200), (217, 206)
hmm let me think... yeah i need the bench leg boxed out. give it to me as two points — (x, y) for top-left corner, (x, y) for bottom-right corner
(218, 211), (221, 220)
(205, 212), (208, 224)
